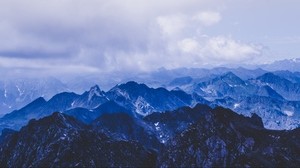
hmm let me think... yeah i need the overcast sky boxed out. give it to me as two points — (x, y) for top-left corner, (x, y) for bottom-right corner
(0, 0), (299, 77)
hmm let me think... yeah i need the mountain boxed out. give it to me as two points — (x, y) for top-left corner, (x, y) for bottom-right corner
(165, 71), (300, 130)
(191, 72), (254, 99)
(0, 112), (156, 167)
(158, 106), (300, 167)
(106, 81), (194, 116)
(213, 95), (300, 129)
(0, 81), (200, 132)
(46, 85), (108, 111)
(274, 70), (300, 83)
(0, 85), (108, 132)
(0, 97), (47, 131)
(0, 104), (299, 167)
(92, 112), (161, 150)
(144, 104), (212, 143)
(65, 100), (131, 124)
(262, 58), (300, 72)
(1, 75), (300, 133)
(255, 72), (300, 101)
(0, 77), (68, 115)
(169, 76), (193, 86)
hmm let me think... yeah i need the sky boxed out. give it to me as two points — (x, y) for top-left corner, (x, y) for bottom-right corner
(0, 0), (300, 77)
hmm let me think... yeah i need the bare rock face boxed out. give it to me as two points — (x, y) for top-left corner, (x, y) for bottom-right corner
(0, 112), (156, 167)
(0, 105), (299, 167)
(157, 107), (300, 167)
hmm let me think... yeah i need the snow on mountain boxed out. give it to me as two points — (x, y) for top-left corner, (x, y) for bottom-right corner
(262, 58), (300, 72)
(254, 72), (300, 101)
(106, 81), (193, 116)
(1, 68), (300, 132)
(0, 77), (69, 115)
(0, 85), (108, 132)
(158, 106), (300, 167)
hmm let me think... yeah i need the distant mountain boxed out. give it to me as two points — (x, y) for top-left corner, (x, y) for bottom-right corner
(273, 70), (300, 83)
(0, 85), (108, 132)
(262, 58), (300, 72)
(191, 72), (253, 99)
(106, 81), (194, 116)
(0, 77), (68, 115)
(158, 106), (300, 167)
(0, 82), (201, 132)
(255, 72), (300, 101)
(1, 72), (300, 133)
(65, 100), (131, 124)
(169, 76), (193, 86)
(212, 95), (300, 129)
(0, 112), (156, 167)
(165, 71), (300, 129)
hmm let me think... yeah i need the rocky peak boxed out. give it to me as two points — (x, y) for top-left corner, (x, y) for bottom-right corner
(88, 85), (105, 99)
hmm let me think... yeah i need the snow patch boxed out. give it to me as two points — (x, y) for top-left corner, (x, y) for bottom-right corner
(154, 122), (160, 131)
(88, 86), (104, 101)
(283, 110), (294, 117)
(4, 89), (7, 98)
(233, 103), (240, 109)
(134, 96), (153, 116)
(16, 85), (24, 96)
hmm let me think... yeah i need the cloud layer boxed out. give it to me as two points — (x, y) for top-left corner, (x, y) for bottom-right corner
(1, 0), (297, 76)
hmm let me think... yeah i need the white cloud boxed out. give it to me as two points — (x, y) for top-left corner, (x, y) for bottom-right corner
(193, 11), (221, 26)
(155, 10), (262, 67)
(204, 36), (261, 61)
(0, 0), (268, 75)
(157, 15), (187, 37)
(178, 38), (200, 53)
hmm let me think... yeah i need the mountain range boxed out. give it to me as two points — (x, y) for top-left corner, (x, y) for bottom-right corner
(2, 57), (300, 116)
(0, 105), (299, 167)
(1, 62), (300, 167)
(1, 69), (300, 133)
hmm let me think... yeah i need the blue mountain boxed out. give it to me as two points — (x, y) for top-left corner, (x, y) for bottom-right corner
(106, 81), (194, 116)
(255, 72), (300, 101)
(0, 112), (156, 167)
(0, 104), (299, 167)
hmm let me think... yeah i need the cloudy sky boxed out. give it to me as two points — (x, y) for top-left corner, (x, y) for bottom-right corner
(0, 0), (299, 77)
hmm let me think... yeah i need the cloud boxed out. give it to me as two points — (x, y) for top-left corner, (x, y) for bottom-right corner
(0, 0), (266, 76)
(204, 36), (261, 61)
(193, 11), (221, 26)
(156, 12), (262, 67)
(176, 36), (261, 66)
(157, 15), (187, 37)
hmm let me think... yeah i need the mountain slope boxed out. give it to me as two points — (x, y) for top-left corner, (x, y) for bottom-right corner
(0, 77), (68, 115)
(0, 112), (156, 167)
(255, 72), (300, 101)
(92, 112), (161, 150)
(106, 81), (193, 116)
(0, 85), (108, 132)
(158, 106), (300, 167)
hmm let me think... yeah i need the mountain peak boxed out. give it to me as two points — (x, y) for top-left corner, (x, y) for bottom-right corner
(26, 112), (85, 131)
(89, 85), (101, 92)
(257, 72), (285, 82)
(222, 71), (239, 78)
(33, 97), (47, 104)
(88, 85), (105, 99)
(115, 81), (149, 91)
(220, 71), (244, 85)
